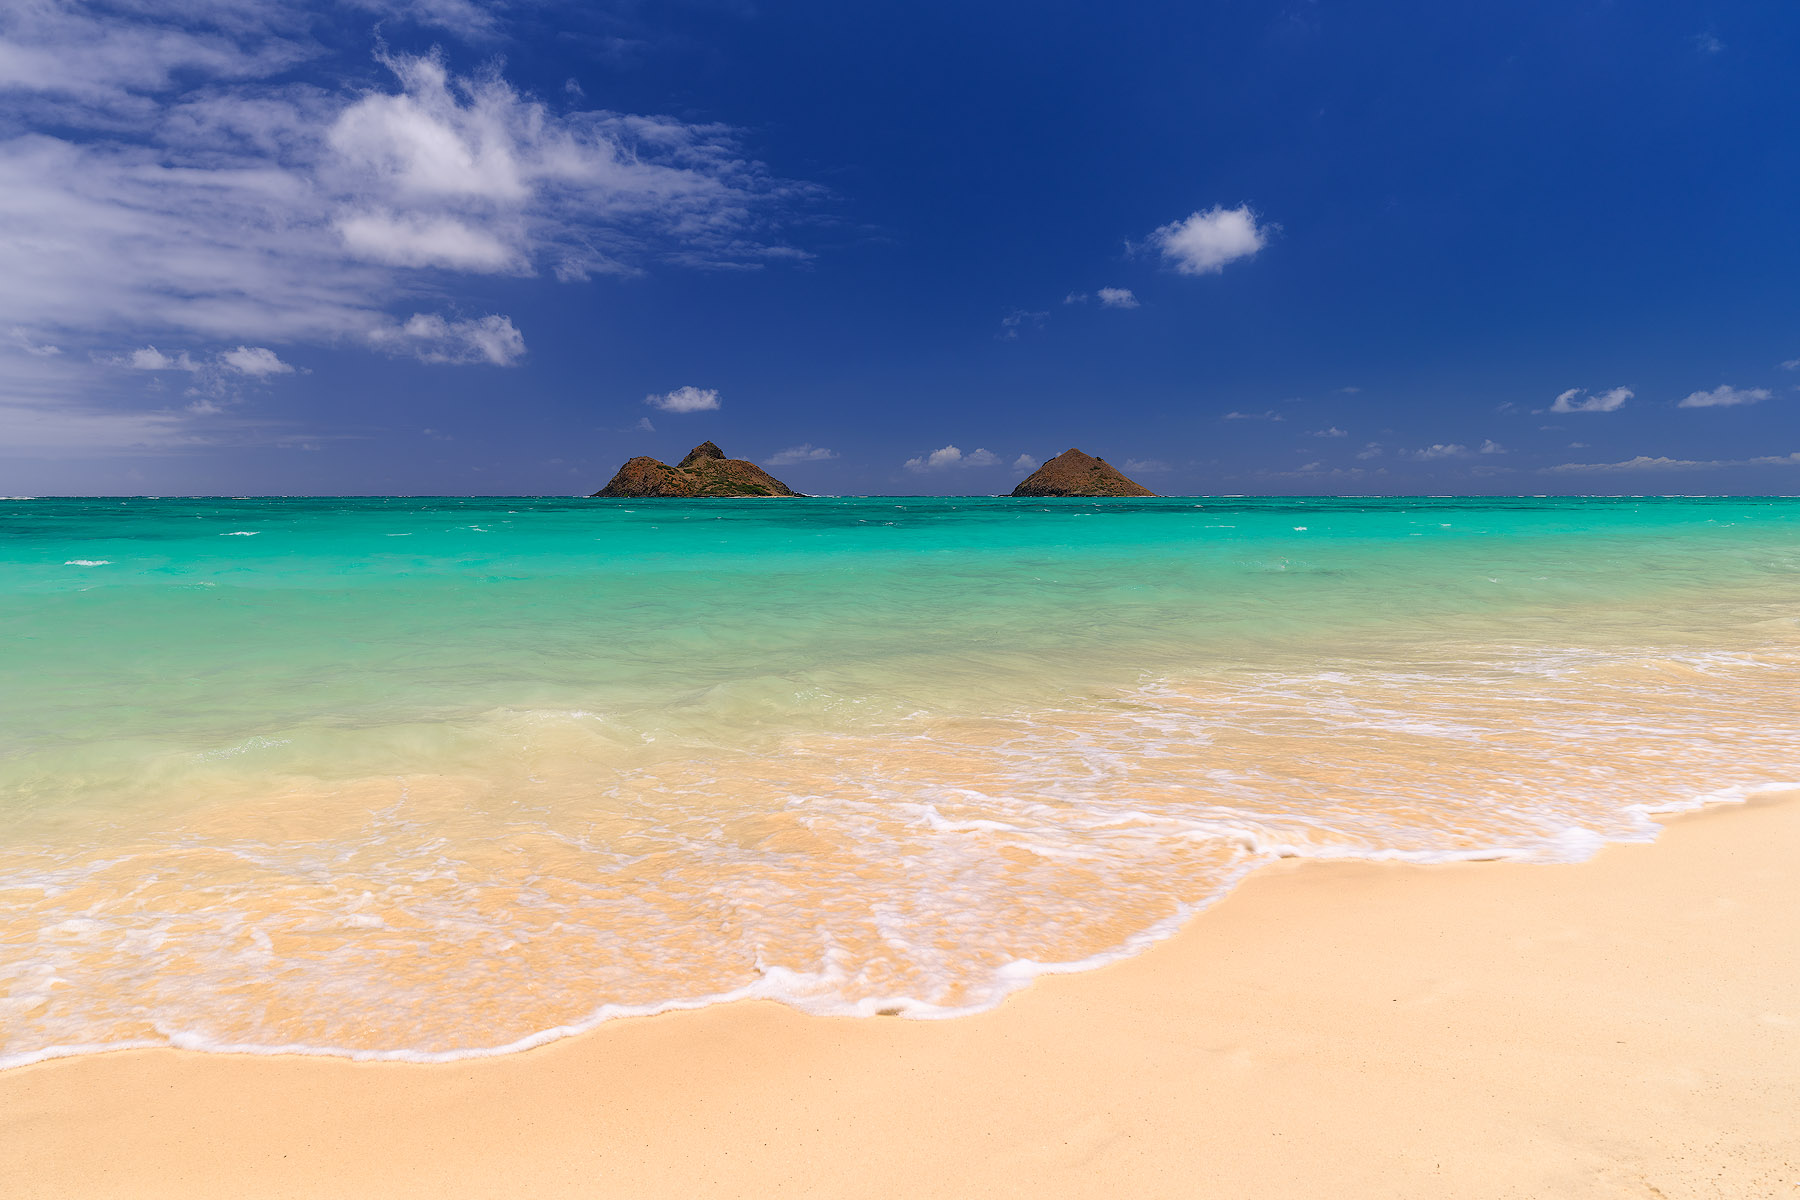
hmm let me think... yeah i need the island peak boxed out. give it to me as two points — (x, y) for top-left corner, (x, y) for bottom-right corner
(1010, 449), (1157, 497)
(592, 442), (803, 498)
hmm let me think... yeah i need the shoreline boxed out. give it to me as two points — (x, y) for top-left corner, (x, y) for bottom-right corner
(4, 791), (1797, 1197)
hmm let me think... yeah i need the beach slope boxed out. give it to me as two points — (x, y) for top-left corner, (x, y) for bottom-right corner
(3, 794), (1796, 1198)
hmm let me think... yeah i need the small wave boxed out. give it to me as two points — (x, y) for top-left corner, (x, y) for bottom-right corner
(63, 559), (111, 566)
(222, 531), (259, 537)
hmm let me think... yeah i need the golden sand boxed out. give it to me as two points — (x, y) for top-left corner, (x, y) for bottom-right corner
(3, 792), (1796, 1198)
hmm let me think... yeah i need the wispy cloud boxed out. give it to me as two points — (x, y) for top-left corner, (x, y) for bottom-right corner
(1310, 426), (1347, 438)
(1150, 205), (1270, 275)
(1678, 385), (1770, 408)
(1550, 386), (1631, 413)
(904, 445), (1001, 471)
(1224, 410), (1285, 421)
(1544, 451), (1800, 473)
(765, 443), (836, 466)
(999, 309), (1047, 340)
(1096, 287), (1138, 309)
(1412, 443), (1469, 460)
(220, 346), (294, 376)
(0, 7), (812, 448)
(645, 386), (720, 413)
(1479, 439), (1505, 454)
(1123, 458), (1168, 473)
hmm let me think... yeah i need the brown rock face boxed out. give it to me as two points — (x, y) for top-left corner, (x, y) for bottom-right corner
(591, 443), (803, 498)
(1010, 449), (1157, 497)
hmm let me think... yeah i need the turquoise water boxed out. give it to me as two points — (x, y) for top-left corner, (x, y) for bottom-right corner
(3, 496), (1798, 1065)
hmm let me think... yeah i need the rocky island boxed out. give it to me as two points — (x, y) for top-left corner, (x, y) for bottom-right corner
(591, 442), (804, 498)
(1010, 449), (1157, 497)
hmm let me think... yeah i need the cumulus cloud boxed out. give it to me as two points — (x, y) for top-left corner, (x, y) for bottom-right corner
(1355, 442), (1383, 459)
(220, 345), (294, 376)
(1096, 287), (1138, 309)
(1551, 386), (1632, 413)
(765, 443), (836, 466)
(1678, 385), (1770, 408)
(904, 445), (1001, 471)
(1413, 443), (1468, 460)
(1150, 205), (1269, 275)
(645, 385), (720, 413)
(1479, 439), (1505, 454)
(1013, 453), (1039, 473)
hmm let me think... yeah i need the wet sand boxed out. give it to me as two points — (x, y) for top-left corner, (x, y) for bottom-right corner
(3, 792), (1796, 1199)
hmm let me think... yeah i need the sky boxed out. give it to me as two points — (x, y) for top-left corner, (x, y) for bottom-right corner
(2, 0), (1797, 496)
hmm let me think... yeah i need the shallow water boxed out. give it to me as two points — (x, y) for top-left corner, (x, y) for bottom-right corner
(2, 495), (1797, 1066)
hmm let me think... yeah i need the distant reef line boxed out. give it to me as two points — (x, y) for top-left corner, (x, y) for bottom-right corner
(590, 444), (1156, 498)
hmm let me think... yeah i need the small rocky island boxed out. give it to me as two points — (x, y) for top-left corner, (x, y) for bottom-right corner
(1010, 449), (1157, 497)
(592, 441), (804, 498)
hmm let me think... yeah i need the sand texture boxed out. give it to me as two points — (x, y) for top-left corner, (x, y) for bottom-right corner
(3, 793), (1797, 1199)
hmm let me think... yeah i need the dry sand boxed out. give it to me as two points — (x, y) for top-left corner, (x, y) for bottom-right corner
(4, 793), (1797, 1199)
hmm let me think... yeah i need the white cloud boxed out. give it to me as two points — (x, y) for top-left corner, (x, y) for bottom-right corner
(1013, 453), (1039, 473)
(335, 211), (523, 273)
(119, 346), (199, 371)
(1678, 385), (1770, 408)
(999, 309), (1047, 339)
(0, 12), (810, 447)
(7, 327), (62, 357)
(368, 313), (525, 366)
(1096, 287), (1138, 309)
(1310, 426), (1347, 438)
(1224, 410), (1284, 421)
(220, 345), (293, 376)
(1062, 292), (1086, 305)
(1781, 359), (1800, 371)
(1694, 32), (1724, 55)
(1551, 386), (1632, 413)
(644, 385), (720, 413)
(765, 443), (836, 466)
(1355, 442), (1383, 459)
(1150, 205), (1269, 275)
(904, 445), (1000, 471)
(1123, 458), (1168, 473)
(1545, 451), (1800, 473)
(1413, 443), (1468, 460)
(1479, 439), (1505, 454)
(633, 416), (655, 432)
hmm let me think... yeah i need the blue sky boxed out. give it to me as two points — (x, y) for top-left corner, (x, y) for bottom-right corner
(2, 0), (1796, 495)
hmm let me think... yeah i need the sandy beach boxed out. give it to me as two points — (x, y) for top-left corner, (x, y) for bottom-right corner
(4, 791), (1796, 1199)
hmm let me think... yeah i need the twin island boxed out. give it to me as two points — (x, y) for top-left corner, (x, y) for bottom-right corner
(592, 443), (1156, 498)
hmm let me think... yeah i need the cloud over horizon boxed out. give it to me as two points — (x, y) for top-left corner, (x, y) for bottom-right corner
(904, 445), (1002, 471)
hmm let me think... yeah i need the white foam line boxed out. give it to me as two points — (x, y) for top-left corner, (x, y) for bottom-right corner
(6, 779), (1793, 1075)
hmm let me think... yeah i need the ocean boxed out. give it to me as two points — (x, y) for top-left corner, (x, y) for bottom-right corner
(3, 495), (1797, 1068)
